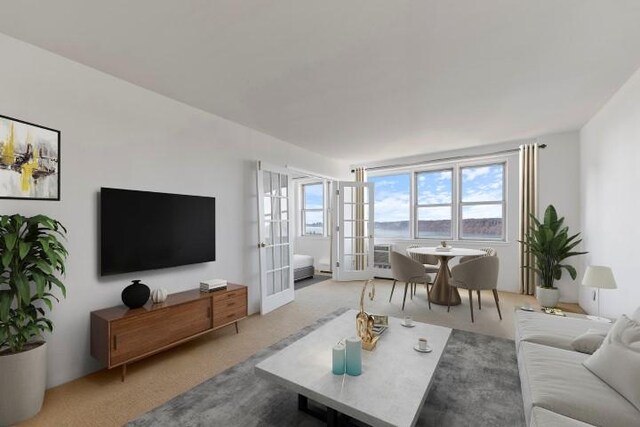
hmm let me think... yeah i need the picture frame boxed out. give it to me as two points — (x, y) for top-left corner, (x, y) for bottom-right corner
(0, 114), (60, 200)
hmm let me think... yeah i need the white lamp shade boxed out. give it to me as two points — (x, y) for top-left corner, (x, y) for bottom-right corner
(582, 266), (617, 289)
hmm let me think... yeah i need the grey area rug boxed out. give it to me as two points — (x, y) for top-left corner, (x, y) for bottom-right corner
(294, 275), (331, 290)
(128, 309), (524, 427)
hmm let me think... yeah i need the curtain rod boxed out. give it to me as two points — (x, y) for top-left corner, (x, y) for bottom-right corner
(351, 143), (546, 173)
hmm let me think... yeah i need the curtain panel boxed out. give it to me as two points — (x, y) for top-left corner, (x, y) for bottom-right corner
(519, 144), (538, 295)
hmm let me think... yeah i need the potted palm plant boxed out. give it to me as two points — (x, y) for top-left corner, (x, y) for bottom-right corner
(520, 205), (586, 308)
(0, 214), (67, 426)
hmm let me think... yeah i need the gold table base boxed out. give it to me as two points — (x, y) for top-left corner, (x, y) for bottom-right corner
(429, 255), (461, 306)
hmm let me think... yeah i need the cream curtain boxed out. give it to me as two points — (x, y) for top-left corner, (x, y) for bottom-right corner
(519, 144), (538, 295)
(354, 168), (366, 270)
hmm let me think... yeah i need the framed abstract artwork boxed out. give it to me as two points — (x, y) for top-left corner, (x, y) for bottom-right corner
(0, 114), (60, 200)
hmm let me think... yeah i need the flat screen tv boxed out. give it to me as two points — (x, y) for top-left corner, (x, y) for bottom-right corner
(100, 188), (215, 276)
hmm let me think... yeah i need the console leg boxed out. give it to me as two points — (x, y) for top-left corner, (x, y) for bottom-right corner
(121, 364), (127, 382)
(235, 321), (239, 334)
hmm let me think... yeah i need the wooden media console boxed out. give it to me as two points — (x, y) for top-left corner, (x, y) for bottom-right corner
(90, 284), (248, 381)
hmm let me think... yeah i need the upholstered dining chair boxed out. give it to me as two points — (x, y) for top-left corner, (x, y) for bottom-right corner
(406, 244), (439, 291)
(458, 247), (497, 264)
(458, 247), (497, 307)
(389, 251), (432, 311)
(449, 256), (500, 322)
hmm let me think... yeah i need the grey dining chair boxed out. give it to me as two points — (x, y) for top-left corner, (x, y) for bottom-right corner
(449, 256), (501, 322)
(389, 251), (432, 311)
(406, 244), (439, 292)
(458, 247), (497, 264)
(458, 247), (497, 307)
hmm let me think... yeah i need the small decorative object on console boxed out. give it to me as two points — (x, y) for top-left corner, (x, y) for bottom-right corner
(121, 279), (150, 309)
(151, 288), (168, 304)
(200, 278), (228, 292)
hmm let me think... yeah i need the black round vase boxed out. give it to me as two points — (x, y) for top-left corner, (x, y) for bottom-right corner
(121, 280), (150, 309)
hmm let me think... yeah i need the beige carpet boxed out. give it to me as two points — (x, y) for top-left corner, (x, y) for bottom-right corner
(19, 279), (582, 427)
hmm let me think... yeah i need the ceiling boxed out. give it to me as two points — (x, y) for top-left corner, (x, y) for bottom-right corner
(2, 1), (640, 162)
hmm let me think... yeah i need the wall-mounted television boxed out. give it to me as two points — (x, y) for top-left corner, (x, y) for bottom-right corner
(100, 188), (215, 276)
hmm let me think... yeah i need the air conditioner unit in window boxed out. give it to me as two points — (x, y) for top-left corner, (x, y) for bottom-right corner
(373, 244), (394, 279)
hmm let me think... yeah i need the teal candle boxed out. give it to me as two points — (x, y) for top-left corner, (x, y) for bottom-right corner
(332, 343), (346, 375)
(345, 336), (362, 376)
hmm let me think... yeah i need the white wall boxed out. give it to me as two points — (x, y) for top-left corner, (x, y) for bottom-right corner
(579, 66), (640, 319)
(365, 131), (582, 300)
(0, 34), (348, 387)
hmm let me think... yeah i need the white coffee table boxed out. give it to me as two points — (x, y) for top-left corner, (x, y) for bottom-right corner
(255, 310), (452, 427)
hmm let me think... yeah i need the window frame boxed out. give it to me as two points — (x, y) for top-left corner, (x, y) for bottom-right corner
(300, 181), (326, 237)
(414, 168), (454, 240)
(368, 159), (508, 242)
(457, 161), (507, 241)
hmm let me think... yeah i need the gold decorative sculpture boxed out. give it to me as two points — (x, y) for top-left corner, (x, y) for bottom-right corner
(356, 279), (379, 351)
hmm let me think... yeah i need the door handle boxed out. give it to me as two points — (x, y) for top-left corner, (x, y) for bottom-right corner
(258, 242), (266, 248)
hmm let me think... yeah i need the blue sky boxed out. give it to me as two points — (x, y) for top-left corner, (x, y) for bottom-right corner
(370, 164), (504, 222)
(369, 174), (411, 222)
(461, 164), (503, 202)
(304, 183), (324, 209)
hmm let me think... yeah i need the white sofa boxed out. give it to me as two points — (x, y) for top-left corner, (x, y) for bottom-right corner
(515, 310), (640, 427)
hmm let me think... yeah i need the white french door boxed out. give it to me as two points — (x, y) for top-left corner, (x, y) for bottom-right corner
(333, 181), (374, 281)
(256, 161), (294, 314)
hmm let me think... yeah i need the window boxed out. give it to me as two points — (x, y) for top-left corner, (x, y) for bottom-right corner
(301, 183), (324, 236)
(459, 163), (505, 240)
(415, 169), (453, 239)
(369, 174), (411, 238)
(369, 161), (507, 241)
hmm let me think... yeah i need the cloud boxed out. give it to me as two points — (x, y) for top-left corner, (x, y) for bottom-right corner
(462, 166), (492, 181)
(462, 204), (502, 219)
(374, 193), (410, 221)
(418, 206), (451, 220)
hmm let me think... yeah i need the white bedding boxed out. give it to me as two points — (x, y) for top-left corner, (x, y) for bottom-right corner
(293, 254), (314, 270)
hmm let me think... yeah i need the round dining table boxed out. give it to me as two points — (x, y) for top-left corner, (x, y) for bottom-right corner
(406, 247), (486, 306)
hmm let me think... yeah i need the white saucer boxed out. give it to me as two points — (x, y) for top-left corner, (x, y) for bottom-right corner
(401, 321), (416, 328)
(413, 344), (432, 353)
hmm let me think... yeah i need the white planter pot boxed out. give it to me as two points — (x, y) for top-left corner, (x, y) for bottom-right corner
(0, 342), (47, 426)
(536, 286), (560, 308)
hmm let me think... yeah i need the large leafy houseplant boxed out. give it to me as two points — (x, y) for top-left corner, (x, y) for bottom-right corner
(0, 214), (67, 355)
(520, 205), (586, 289)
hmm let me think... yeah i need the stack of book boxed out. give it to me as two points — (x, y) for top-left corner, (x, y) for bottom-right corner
(200, 279), (227, 292)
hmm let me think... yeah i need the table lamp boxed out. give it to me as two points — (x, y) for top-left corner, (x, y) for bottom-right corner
(581, 266), (616, 322)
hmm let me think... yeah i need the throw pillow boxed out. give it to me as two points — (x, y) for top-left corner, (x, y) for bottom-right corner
(632, 306), (640, 321)
(584, 315), (640, 411)
(571, 329), (607, 354)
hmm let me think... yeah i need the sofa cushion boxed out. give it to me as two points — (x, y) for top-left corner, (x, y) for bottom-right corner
(633, 306), (640, 321)
(515, 310), (611, 351)
(584, 315), (640, 412)
(518, 341), (639, 427)
(529, 407), (595, 427)
(571, 328), (606, 354)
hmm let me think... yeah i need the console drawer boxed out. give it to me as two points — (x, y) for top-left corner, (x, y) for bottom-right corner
(212, 287), (247, 303)
(216, 294), (246, 311)
(213, 305), (246, 328)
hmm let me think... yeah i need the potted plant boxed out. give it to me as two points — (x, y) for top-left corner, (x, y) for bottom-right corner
(520, 205), (586, 308)
(0, 214), (67, 425)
